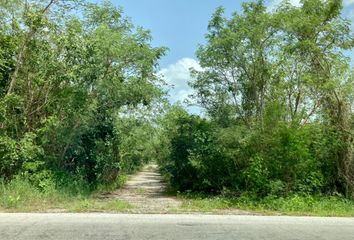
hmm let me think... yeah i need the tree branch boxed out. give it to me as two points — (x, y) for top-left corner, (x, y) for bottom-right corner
(7, 0), (58, 95)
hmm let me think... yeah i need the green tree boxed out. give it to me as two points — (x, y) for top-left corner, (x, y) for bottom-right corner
(0, 0), (166, 189)
(158, 0), (354, 198)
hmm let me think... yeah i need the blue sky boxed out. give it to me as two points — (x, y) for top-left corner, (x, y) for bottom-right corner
(105, 0), (354, 109)
(110, 0), (249, 68)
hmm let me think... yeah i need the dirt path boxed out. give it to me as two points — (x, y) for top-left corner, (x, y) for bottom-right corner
(102, 164), (181, 213)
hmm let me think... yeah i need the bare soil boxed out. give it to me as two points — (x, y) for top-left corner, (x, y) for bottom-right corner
(100, 163), (252, 215)
(100, 164), (181, 213)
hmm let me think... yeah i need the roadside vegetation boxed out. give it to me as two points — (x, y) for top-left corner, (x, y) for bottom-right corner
(0, 0), (164, 211)
(0, 174), (132, 212)
(1, 0), (354, 216)
(179, 193), (354, 216)
(157, 0), (354, 216)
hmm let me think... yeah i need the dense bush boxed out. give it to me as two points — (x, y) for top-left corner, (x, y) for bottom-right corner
(159, 109), (348, 197)
(0, 1), (165, 194)
(157, 0), (354, 199)
(1, 0), (353, 206)
(163, 112), (230, 192)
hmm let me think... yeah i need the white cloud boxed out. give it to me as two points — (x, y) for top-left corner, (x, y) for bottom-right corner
(159, 58), (202, 104)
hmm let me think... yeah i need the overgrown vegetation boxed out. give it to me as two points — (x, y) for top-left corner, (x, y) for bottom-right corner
(158, 0), (354, 203)
(1, 0), (354, 215)
(0, 176), (132, 212)
(0, 0), (164, 209)
(179, 193), (354, 216)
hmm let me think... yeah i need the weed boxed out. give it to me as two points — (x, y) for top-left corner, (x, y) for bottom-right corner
(179, 193), (354, 216)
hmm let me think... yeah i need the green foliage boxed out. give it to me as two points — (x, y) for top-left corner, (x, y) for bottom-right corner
(158, 107), (233, 193)
(117, 117), (158, 174)
(1, 0), (353, 212)
(0, 133), (43, 180)
(244, 155), (269, 193)
(159, 109), (333, 196)
(0, 0), (166, 198)
(180, 192), (354, 216)
(0, 176), (132, 212)
(0, 177), (39, 209)
(157, 0), (354, 200)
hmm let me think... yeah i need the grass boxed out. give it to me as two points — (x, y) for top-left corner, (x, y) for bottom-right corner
(179, 193), (354, 217)
(0, 176), (132, 213)
(2, 174), (354, 216)
(96, 175), (128, 192)
(67, 199), (132, 212)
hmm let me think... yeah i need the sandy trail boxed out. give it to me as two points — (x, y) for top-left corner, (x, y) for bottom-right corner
(101, 164), (181, 213)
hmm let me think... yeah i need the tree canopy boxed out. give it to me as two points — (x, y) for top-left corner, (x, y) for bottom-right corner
(1, 0), (354, 202)
(158, 0), (354, 198)
(0, 0), (166, 189)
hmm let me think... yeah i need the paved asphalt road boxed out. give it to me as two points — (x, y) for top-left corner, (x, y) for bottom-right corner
(0, 213), (353, 240)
